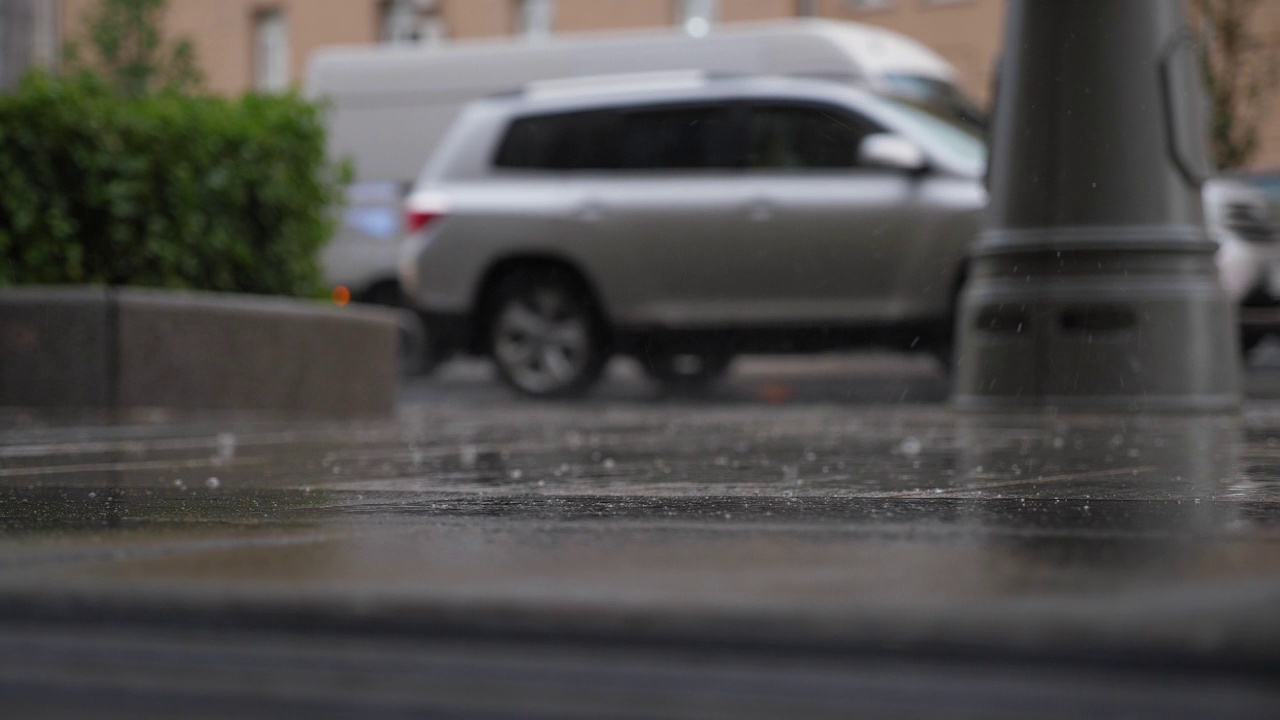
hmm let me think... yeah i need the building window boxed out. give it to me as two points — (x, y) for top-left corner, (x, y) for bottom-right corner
(680, 0), (717, 38)
(797, 0), (821, 17)
(381, 0), (446, 44)
(32, 0), (60, 69)
(254, 8), (290, 91)
(517, 0), (555, 40)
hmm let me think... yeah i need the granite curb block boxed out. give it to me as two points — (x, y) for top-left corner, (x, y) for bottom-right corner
(0, 286), (398, 417)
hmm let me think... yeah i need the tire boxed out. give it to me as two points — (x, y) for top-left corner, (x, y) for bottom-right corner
(397, 313), (451, 378)
(642, 350), (734, 389)
(1242, 328), (1269, 359)
(486, 269), (610, 398)
(929, 337), (955, 375)
(357, 282), (446, 378)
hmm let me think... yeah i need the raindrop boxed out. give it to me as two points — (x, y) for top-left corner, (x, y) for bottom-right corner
(215, 433), (236, 460)
(460, 445), (478, 467)
(509, 469), (523, 480)
(205, 477), (220, 489)
(603, 458), (617, 470)
(898, 437), (923, 456)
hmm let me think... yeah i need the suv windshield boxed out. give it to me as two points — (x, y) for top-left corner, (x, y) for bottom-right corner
(860, 92), (989, 174)
(878, 72), (989, 136)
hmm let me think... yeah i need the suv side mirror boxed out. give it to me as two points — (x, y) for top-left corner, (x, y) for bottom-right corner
(859, 134), (928, 173)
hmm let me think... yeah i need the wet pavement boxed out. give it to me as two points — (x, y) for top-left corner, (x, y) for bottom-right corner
(3, 353), (1280, 717)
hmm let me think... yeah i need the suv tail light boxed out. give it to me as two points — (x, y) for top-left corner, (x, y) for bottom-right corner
(406, 209), (442, 233)
(404, 192), (449, 233)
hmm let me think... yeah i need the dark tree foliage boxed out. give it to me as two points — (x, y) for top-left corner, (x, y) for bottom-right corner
(64, 0), (202, 98)
(1, 0), (346, 296)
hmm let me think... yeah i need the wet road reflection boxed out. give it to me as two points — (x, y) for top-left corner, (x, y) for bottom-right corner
(1, 354), (1280, 703)
(0, 398), (1276, 650)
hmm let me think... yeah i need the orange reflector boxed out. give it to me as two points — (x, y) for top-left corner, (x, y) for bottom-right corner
(755, 383), (795, 406)
(332, 286), (351, 307)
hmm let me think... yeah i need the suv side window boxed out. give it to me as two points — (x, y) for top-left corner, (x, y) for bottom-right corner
(492, 103), (738, 172)
(745, 103), (880, 170)
(612, 104), (738, 170)
(493, 110), (615, 170)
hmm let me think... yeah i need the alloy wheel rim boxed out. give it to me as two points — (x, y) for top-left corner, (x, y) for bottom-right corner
(493, 287), (590, 394)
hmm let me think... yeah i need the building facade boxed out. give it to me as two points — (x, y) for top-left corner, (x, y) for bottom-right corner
(1, 0), (61, 90)
(45, 0), (1280, 168)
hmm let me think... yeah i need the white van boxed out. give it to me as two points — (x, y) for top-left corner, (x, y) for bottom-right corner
(305, 19), (982, 368)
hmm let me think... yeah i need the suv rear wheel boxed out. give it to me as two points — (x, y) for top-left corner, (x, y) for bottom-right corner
(487, 269), (610, 398)
(642, 351), (734, 389)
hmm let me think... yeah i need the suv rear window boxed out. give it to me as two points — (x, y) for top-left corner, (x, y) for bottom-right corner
(492, 110), (616, 170)
(494, 104), (738, 171)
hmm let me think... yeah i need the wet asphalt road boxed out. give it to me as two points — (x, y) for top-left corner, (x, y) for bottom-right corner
(2, 351), (1280, 717)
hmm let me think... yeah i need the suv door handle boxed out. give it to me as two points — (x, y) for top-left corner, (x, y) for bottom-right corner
(576, 203), (604, 223)
(747, 202), (774, 223)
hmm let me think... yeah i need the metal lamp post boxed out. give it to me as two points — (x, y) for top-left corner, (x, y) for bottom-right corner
(953, 0), (1239, 412)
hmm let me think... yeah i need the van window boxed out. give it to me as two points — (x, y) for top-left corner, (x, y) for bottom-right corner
(745, 104), (877, 170)
(493, 104), (739, 171)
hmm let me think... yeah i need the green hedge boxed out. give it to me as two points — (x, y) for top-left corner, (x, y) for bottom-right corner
(0, 72), (344, 296)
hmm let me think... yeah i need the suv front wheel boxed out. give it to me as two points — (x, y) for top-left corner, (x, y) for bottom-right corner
(486, 269), (610, 398)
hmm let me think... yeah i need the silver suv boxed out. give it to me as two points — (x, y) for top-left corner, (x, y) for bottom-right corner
(399, 74), (987, 396)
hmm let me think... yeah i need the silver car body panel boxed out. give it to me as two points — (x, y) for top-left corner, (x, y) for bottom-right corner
(401, 77), (985, 332)
(308, 20), (969, 296)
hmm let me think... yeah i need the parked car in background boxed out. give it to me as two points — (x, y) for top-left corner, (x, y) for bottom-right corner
(1209, 173), (1280, 351)
(1238, 169), (1280, 212)
(398, 74), (988, 397)
(308, 20), (982, 372)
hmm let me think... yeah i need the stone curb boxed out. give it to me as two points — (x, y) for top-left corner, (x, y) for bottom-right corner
(0, 286), (398, 417)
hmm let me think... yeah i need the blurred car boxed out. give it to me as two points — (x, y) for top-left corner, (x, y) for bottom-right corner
(400, 74), (1276, 396)
(1237, 169), (1280, 212)
(1208, 174), (1280, 350)
(399, 74), (989, 397)
(310, 19), (983, 372)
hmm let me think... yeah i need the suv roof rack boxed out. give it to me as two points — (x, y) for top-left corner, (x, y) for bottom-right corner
(523, 70), (724, 100)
